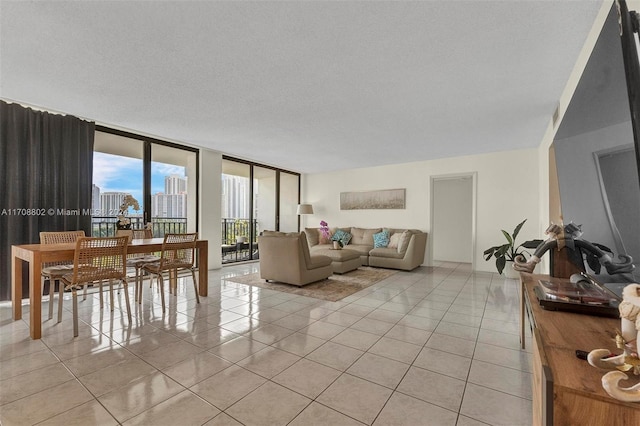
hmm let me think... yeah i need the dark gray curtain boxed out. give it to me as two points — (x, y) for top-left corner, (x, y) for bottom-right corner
(0, 100), (95, 301)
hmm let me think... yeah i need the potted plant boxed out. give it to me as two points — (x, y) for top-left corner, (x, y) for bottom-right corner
(483, 219), (542, 277)
(116, 195), (140, 230)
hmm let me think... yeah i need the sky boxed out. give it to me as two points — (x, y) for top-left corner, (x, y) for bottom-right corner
(93, 152), (186, 211)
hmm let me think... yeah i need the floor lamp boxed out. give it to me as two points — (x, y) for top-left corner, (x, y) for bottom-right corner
(297, 204), (313, 230)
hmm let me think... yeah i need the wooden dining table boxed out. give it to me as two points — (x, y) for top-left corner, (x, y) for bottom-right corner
(11, 237), (209, 339)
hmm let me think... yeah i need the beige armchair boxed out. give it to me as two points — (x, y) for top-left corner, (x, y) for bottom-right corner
(259, 231), (333, 286)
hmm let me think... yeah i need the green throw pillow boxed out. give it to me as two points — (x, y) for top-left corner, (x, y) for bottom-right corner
(373, 230), (390, 248)
(331, 229), (352, 246)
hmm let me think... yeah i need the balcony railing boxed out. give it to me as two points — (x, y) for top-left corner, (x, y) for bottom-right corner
(221, 218), (259, 263)
(91, 216), (260, 264)
(221, 218), (258, 245)
(91, 217), (187, 237)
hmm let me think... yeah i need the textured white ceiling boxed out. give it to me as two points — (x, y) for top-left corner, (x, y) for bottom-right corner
(0, 1), (604, 173)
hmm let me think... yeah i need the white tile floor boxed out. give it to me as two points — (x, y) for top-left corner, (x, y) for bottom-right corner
(0, 262), (533, 425)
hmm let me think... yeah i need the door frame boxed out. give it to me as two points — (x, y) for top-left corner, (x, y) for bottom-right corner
(429, 172), (477, 269)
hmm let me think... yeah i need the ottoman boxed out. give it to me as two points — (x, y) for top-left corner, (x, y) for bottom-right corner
(315, 248), (361, 274)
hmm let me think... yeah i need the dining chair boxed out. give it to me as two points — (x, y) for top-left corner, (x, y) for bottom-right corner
(132, 229), (152, 240)
(140, 233), (199, 312)
(125, 228), (161, 303)
(59, 236), (131, 337)
(39, 230), (86, 323)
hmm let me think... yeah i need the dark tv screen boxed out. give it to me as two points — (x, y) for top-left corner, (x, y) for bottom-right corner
(553, 1), (640, 292)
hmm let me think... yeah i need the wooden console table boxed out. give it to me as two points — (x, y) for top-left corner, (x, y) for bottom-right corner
(520, 273), (640, 425)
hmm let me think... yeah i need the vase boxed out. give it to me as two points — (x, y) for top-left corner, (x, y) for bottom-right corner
(333, 241), (341, 250)
(503, 261), (520, 279)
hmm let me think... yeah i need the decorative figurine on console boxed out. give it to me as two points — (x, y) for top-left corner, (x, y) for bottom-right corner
(513, 222), (634, 276)
(587, 284), (640, 402)
(115, 195), (140, 231)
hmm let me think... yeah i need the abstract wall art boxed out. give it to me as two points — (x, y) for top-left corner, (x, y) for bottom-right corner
(340, 189), (406, 210)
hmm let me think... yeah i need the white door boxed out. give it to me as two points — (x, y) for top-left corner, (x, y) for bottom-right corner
(431, 174), (475, 264)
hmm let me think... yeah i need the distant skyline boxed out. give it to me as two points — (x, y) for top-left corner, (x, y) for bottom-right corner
(93, 152), (186, 207)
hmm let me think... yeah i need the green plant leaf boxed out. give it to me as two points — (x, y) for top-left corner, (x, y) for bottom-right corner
(483, 246), (497, 256)
(485, 219), (536, 274)
(496, 245), (510, 256)
(512, 219), (526, 241)
(521, 239), (543, 249)
(496, 256), (506, 275)
(501, 230), (513, 245)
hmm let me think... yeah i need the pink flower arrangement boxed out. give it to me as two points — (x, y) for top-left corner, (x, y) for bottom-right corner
(320, 221), (330, 240)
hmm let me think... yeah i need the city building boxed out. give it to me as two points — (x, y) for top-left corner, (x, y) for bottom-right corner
(99, 192), (130, 217)
(91, 184), (100, 214)
(221, 174), (250, 219)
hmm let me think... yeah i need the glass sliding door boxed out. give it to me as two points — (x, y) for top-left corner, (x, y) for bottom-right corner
(221, 157), (300, 264)
(221, 159), (252, 263)
(92, 131), (144, 236)
(279, 171), (299, 232)
(151, 144), (197, 237)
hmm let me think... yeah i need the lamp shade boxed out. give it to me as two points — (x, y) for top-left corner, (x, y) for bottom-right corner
(296, 204), (314, 215)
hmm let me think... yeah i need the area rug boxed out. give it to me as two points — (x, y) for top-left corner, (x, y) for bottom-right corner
(225, 267), (397, 302)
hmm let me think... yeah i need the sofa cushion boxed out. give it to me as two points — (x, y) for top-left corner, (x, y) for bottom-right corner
(331, 229), (352, 246)
(373, 230), (390, 248)
(262, 230), (298, 237)
(344, 244), (373, 257)
(310, 243), (333, 252)
(369, 247), (404, 259)
(308, 254), (333, 268)
(319, 228), (334, 244)
(304, 228), (320, 246)
(305, 227), (340, 245)
(296, 232), (329, 269)
(397, 230), (412, 254)
(350, 227), (382, 246)
(388, 232), (401, 248)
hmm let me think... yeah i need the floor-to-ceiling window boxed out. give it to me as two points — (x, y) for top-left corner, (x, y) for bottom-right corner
(92, 132), (144, 236)
(221, 156), (300, 264)
(151, 143), (197, 235)
(221, 160), (252, 263)
(92, 128), (198, 237)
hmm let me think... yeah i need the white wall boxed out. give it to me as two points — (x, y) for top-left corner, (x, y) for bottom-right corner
(302, 149), (540, 273)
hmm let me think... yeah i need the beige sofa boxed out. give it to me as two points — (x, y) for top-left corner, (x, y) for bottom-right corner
(258, 231), (333, 286)
(304, 227), (427, 271)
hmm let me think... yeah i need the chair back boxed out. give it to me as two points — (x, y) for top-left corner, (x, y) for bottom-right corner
(40, 230), (86, 245)
(118, 228), (153, 244)
(159, 233), (198, 270)
(67, 236), (129, 285)
(258, 232), (306, 279)
(132, 229), (153, 239)
(40, 230), (86, 268)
